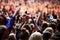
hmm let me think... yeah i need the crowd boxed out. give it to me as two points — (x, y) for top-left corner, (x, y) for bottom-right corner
(0, 0), (60, 40)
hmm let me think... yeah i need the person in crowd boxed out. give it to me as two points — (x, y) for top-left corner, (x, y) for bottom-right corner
(43, 31), (51, 40)
(0, 0), (60, 40)
(29, 32), (43, 40)
(8, 32), (16, 40)
(0, 7), (20, 40)
(43, 27), (54, 40)
(16, 28), (30, 40)
(0, 14), (9, 40)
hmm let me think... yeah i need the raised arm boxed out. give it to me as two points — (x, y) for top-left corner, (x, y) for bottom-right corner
(6, 8), (20, 32)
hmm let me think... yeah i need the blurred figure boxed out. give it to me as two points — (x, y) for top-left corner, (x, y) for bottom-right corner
(43, 31), (51, 40)
(29, 32), (43, 40)
(43, 27), (53, 34)
(0, 14), (9, 40)
(16, 28), (30, 40)
(8, 32), (16, 40)
(43, 27), (53, 40)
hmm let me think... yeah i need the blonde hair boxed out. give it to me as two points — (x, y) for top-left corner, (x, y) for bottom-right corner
(29, 32), (43, 40)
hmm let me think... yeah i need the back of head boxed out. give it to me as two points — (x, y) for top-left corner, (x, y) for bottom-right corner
(57, 19), (60, 31)
(43, 27), (53, 34)
(23, 24), (32, 34)
(8, 33), (16, 40)
(29, 32), (43, 40)
(49, 23), (56, 32)
(0, 27), (5, 40)
(0, 25), (8, 40)
(42, 22), (48, 30)
(43, 32), (51, 40)
(0, 15), (7, 25)
(17, 28), (30, 40)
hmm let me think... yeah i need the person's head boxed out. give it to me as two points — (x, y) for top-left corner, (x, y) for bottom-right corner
(0, 25), (9, 40)
(17, 28), (30, 40)
(29, 32), (43, 40)
(42, 22), (48, 30)
(23, 24), (32, 34)
(8, 33), (16, 40)
(57, 19), (60, 31)
(0, 27), (6, 40)
(52, 11), (57, 19)
(30, 23), (36, 33)
(49, 23), (57, 32)
(43, 32), (51, 40)
(0, 15), (7, 25)
(8, 35), (16, 40)
(43, 27), (53, 35)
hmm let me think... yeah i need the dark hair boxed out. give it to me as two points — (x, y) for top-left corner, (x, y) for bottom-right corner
(52, 11), (57, 19)
(0, 15), (8, 25)
(57, 19), (60, 31)
(0, 27), (6, 40)
(2, 5), (7, 13)
(43, 33), (51, 40)
(42, 23), (48, 30)
(16, 28), (30, 40)
(25, 11), (28, 14)
(8, 35), (16, 40)
(49, 23), (56, 32)
(24, 24), (32, 34)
